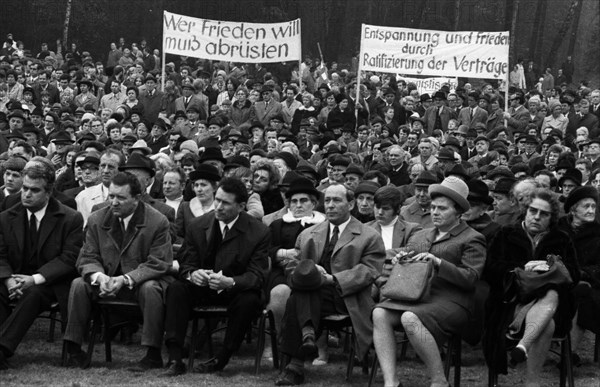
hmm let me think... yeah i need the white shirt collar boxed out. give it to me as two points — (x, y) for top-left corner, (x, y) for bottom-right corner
(27, 202), (49, 228)
(219, 214), (240, 235)
(329, 216), (351, 240)
(121, 212), (134, 230)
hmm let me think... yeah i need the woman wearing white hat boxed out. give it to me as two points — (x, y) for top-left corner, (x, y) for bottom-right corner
(373, 176), (486, 387)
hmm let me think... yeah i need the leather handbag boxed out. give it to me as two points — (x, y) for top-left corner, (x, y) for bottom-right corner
(505, 254), (573, 303)
(381, 260), (435, 302)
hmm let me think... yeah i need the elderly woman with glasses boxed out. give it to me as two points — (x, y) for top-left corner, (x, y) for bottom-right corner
(483, 188), (579, 387)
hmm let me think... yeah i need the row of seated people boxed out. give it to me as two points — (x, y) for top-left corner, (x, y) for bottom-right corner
(0, 155), (598, 387)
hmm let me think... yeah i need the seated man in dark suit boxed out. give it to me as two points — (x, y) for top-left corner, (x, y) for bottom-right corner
(63, 172), (173, 370)
(0, 158), (83, 369)
(276, 184), (385, 385)
(162, 178), (270, 376)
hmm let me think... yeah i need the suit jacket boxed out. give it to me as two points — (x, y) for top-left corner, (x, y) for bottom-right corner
(400, 201), (433, 229)
(423, 105), (455, 134)
(254, 100), (283, 127)
(179, 211), (270, 291)
(291, 217), (386, 358)
(366, 218), (422, 249)
(0, 198), (83, 312)
(77, 201), (172, 284)
(505, 106), (530, 132)
(174, 95), (205, 117)
(458, 106), (488, 128)
(0, 197), (83, 283)
(139, 90), (165, 124)
(33, 84), (60, 107)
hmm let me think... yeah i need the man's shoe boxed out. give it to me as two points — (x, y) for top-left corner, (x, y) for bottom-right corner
(299, 336), (317, 358)
(162, 361), (186, 377)
(275, 368), (304, 386)
(128, 355), (163, 372)
(65, 349), (88, 369)
(193, 357), (226, 373)
(509, 345), (527, 367)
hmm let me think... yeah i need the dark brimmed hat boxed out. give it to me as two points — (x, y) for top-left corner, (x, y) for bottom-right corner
(564, 186), (599, 213)
(119, 153), (156, 177)
(433, 91), (446, 100)
(343, 163), (365, 177)
(77, 79), (93, 89)
(429, 176), (470, 212)
(474, 135), (490, 144)
(414, 171), (438, 187)
(487, 166), (515, 181)
(285, 177), (320, 199)
(491, 177), (516, 194)
(295, 160), (319, 182)
(467, 179), (493, 205)
(174, 110), (187, 120)
(199, 147), (226, 164)
(437, 147), (456, 161)
(188, 163), (221, 183)
(76, 155), (100, 167)
(558, 168), (582, 188)
(275, 151), (298, 170)
(354, 181), (380, 196)
(51, 131), (74, 145)
(289, 260), (325, 290)
(445, 164), (470, 181)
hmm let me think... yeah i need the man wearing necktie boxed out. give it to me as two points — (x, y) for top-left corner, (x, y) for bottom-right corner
(0, 158), (83, 369)
(276, 185), (385, 385)
(162, 178), (270, 376)
(63, 172), (173, 370)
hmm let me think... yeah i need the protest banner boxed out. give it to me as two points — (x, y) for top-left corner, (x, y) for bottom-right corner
(398, 76), (458, 95)
(359, 25), (509, 80)
(162, 11), (301, 63)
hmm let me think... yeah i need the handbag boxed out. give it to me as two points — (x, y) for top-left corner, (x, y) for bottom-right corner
(506, 254), (573, 303)
(381, 259), (435, 302)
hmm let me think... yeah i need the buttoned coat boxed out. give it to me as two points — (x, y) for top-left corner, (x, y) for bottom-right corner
(179, 211), (270, 292)
(77, 201), (172, 285)
(291, 217), (386, 358)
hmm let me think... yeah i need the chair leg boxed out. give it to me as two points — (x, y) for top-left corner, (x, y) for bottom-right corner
(61, 340), (68, 366)
(267, 310), (279, 369)
(48, 309), (57, 343)
(453, 336), (462, 387)
(595, 333), (599, 363)
(205, 318), (214, 358)
(188, 316), (199, 370)
(102, 307), (112, 362)
(345, 329), (356, 381)
(86, 309), (102, 369)
(564, 335), (575, 387)
(367, 351), (379, 387)
(254, 311), (267, 375)
(399, 331), (409, 361)
(443, 338), (453, 380)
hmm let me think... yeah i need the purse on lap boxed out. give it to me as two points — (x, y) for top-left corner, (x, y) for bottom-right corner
(381, 259), (435, 302)
(505, 254), (573, 303)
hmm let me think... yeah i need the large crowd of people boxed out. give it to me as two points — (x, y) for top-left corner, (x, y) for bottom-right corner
(0, 33), (600, 387)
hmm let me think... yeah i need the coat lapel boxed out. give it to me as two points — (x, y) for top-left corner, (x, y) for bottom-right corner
(392, 221), (406, 248)
(122, 203), (146, 252)
(310, 221), (328, 260)
(333, 218), (361, 256)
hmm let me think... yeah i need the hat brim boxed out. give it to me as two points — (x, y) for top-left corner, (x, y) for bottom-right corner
(429, 184), (470, 212)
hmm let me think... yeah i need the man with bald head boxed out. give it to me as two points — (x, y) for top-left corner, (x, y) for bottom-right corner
(276, 184), (385, 385)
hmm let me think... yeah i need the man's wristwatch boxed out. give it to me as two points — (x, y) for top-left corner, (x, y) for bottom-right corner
(230, 278), (236, 289)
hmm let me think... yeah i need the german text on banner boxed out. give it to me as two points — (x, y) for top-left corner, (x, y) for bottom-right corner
(359, 24), (509, 79)
(163, 11), (301, 62)
(399, 76), (459, 95)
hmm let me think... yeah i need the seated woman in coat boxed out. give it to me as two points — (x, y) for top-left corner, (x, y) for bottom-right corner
(557, 186), (600, 364)
(373, 177), (486, 387)
(483, 188), (579, 387)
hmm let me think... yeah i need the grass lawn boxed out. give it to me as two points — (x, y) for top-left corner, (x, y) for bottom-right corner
(1, 319), (599, 386)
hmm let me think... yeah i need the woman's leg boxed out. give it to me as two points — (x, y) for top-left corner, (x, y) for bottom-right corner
(373, 307), (402, 387)
(520, 290), (558, 387)
(264, 284), (291, 357)
(400, 311), (448, 387)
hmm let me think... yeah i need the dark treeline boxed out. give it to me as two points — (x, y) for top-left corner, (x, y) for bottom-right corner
(1, 0), (598, 84)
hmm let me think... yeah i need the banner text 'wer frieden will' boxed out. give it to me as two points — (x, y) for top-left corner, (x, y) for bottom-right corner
(163, 11), (301, 63)
(359, 24), (509, 79)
